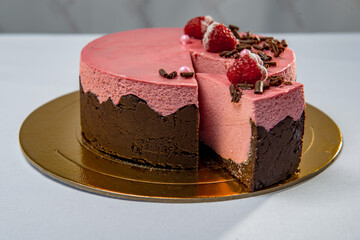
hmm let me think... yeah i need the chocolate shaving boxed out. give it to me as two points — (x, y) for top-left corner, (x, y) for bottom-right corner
(237, 83), (254, 90)
(281, 39), (288, 47)
(284, 81), (293, 85)
(264, 61), (277, 67)
(232, 29), (241, 40)
(239, 39), (258, 44)
(236, 44), (252, 51)
(257, 51), (272, 62)
(228, 24), (239, 31)
(254, 80), (264, 94)
(231, 89), (242, 103)
(253, 44), (263, 50)
(262, 42), (270, 50)
(180, 72), (194, 78)
(159, 69), (168, 78)
(229, 84), (236, 96)
(166, 71), (177, 79)
(259, 36), (273, 41)
(268, 76), (284, 86)
(219, 49), (238, 58)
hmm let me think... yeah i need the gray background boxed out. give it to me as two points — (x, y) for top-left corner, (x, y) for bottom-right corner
(1, 0), (360, 33)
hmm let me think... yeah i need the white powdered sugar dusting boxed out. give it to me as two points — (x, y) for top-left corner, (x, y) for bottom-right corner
(200, 15), (214, 33)
(202, 21), (219, 50)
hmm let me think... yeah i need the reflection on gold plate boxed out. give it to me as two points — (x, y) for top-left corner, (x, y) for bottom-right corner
(19, 92), (342, 203)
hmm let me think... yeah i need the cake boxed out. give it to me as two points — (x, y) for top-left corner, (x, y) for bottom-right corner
(79, 16), (305, 191)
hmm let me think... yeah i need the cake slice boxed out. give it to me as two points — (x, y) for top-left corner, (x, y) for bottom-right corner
(197, 73), (305, 191)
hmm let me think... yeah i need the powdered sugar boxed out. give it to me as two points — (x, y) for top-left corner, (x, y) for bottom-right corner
(202, 22), (219, 50)
(200, 15), (214, 34)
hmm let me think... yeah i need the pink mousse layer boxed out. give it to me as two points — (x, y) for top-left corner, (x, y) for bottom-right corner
(186, 36), (297, 82)
(197, 73), (305, 164)
(80, 28), (198, 116)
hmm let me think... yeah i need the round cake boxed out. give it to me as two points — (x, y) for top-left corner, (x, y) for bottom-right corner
(79, 17), (305, 191)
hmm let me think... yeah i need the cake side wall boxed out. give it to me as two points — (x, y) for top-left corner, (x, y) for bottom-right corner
(80, 83), (199, 169)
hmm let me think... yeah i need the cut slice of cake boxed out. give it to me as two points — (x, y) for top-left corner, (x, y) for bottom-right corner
(196, 73), (305, 191)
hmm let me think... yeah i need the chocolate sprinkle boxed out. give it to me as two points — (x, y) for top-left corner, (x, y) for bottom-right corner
(237, 83), (254, 90)
(231, 89), (242, 103)
(166, 71), (177, 79)
(229, 24), (240, 31)
(254, 80), (264, 94)
(159, 69), (168, 78)
(180, 72), (194, 78)
(269, 76), (284, 86)
(264, 61), (277, 67)
(230, 84), (236, 96)
(281, 39), (288, 47)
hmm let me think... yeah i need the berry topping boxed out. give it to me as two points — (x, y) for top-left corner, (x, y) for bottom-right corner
(179, 34), (191, 45)
(202, 22), (237, 53)
(227, 49), (268, 85)
(184, 16), (214, 39)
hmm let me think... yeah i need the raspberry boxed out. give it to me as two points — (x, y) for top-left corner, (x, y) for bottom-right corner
(184, 16), (214, 39)
(202, 22), (237, 53)
(227, 49), (268, 84)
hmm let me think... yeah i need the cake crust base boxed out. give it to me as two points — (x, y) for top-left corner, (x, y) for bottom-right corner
(80, 85), (199, 169)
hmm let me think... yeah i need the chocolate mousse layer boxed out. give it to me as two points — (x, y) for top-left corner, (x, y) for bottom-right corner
(210, 112), (305, 191)
(80, 85), (199, 169)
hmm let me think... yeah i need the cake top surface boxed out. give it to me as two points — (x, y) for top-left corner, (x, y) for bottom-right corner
(81, 28), (197, 88)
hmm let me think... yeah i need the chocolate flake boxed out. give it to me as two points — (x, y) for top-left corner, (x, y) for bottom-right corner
(253, 44), (263, 50)
(237, 83), (254, 90)
(228, 24), (240, 31)
(239, 39), (258, 44)
(231, 89), (242, 103)
(166, 71), (177, 79)
(269, 76), (284, 86)
(281, 39), (288, 47)
(180, 72), (194, 78)
(262, 42), (270, 50)
(284, 81), (293, 85)
(257, 51), (272, 62)
(219, 49), (239, 58)
(159, 69), (168, 78)
(254, 80), (264, 94)
(264, 61), (277, 67)
(230, 84), (236, 96)
(236, 44), (252, 51)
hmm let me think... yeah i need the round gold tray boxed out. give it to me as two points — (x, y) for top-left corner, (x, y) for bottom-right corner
(19, 92), (342, 203)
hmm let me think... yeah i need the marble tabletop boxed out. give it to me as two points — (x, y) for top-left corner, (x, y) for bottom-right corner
(1, 33), (359, 240)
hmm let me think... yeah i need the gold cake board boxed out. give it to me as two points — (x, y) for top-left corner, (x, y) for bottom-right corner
(19, 92), (342, 203)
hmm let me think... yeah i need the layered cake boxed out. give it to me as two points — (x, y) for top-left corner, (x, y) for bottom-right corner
(80, 16), (305, 191)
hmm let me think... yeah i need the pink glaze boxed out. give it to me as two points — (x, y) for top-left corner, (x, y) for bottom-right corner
(196, 73), (304, 164)
(80, 28), (198, 116)
(186, 36), (297, 81)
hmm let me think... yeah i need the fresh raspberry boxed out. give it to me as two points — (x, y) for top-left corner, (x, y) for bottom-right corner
(227, 49), (268, 84)
(184, 16), (214, 39)
(202, 22), (237, 53)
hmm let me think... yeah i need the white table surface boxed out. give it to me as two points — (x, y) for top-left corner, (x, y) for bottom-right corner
(1, 32), (359, 240)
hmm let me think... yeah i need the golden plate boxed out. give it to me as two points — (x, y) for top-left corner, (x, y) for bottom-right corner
(19, 92), (342, 203)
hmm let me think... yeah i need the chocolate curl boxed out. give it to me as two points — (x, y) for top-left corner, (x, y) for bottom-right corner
(237, 83), (254, 90)
(254, 80), (264, 94)
(180, 72), (194, 78)
(159, 69), (168, 78)
(229, 84), (236, 96)
(231, 89), (242, 103)
(166, 71), (177, 79)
